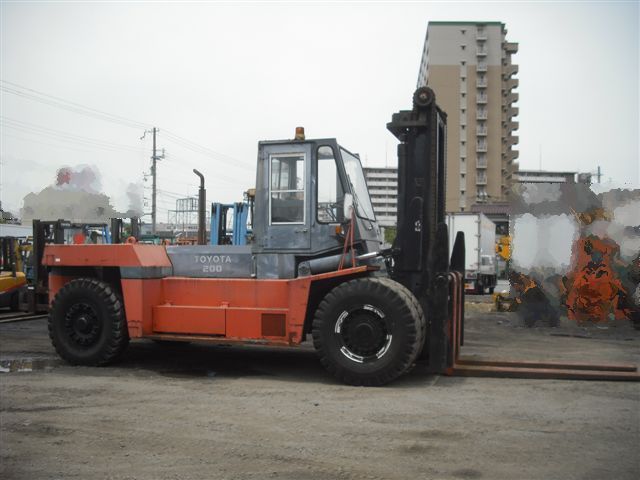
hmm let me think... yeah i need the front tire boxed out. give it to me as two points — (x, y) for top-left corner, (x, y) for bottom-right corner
(48, 278), (129, 365)
(312, 277), (425, 386)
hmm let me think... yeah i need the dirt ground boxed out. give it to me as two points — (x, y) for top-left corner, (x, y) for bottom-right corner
(1, 302), (639, 480)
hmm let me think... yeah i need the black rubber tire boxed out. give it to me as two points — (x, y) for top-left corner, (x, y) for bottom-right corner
(48, 278), (129, 366)
(312, 277), (426, 386)
(9, 292), (19, 311)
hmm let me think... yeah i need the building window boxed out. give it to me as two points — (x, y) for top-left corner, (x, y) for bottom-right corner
(461, 29), (466, 34)
(461, 45), (466, 50)
(461, 60), (466, 66)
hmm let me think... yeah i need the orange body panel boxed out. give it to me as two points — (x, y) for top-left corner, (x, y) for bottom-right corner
(48, 274), (76, 303)
(153, 305), (226, 335)
(121, 279), (164, 338)
(42, 244), (171, 268)
(125, 267), (370, 345)
(45, 242), (372, 346)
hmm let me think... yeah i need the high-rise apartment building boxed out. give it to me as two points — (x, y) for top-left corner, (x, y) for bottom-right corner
(363, 167), (398, 227)
(417, 21), (519, 212)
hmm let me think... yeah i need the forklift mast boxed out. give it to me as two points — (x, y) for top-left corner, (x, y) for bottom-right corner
(387, 87), (448, 298)
(387, 87), (461, 372)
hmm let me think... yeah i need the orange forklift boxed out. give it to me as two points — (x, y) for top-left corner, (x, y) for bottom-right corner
(43, 88), (638, 384)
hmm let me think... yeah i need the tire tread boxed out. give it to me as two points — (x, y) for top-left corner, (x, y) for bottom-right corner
(48, 278), (129, 366)
(312, 277), (425, 386)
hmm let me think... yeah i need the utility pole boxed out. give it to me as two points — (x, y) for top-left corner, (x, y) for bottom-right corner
(141, 127), (164, 235)
(151, 127), (158, 234)
(596, 165), (602, 184)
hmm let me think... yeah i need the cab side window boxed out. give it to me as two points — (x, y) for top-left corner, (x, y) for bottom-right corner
(317, 146), (344, 223)
(270, 153), (305, 224)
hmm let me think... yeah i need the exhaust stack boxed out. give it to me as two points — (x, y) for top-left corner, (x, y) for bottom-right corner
(193, 169), (206, 245)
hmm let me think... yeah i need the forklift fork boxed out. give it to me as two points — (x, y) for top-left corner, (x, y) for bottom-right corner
(445, 272), (639, 381)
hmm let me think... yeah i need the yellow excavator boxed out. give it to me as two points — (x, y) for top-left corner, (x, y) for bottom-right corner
(0, 237), (28, 311)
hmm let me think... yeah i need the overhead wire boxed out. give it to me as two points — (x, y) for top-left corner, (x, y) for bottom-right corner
(161, 130), (253, 170)
(2, 79), (252, 212)
(1, 79), (251, 172)
(162, 153), (246, 186)
(1, 131), (141, 157)
(0, 116), (144, 153)
(0, 80), (150, 130)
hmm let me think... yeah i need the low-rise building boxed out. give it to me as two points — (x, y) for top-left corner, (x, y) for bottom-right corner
(514, 170), (577, 184)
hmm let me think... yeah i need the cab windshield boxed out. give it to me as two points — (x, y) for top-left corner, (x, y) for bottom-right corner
(340, 147), (376, 221)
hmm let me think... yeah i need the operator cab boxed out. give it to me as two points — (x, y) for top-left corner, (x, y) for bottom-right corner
(253, 132), (382, 278)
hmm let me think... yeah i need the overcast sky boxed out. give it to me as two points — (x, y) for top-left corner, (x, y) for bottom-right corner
(1, 1), (638, 221)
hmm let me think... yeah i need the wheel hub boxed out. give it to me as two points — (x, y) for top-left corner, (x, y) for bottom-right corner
(336, 305), (392, 363)
(75, 315), (91, 333)
(65, 302), (101, 347)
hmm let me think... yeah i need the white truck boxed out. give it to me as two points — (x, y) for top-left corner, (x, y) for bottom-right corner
(446, 213), (497, 294)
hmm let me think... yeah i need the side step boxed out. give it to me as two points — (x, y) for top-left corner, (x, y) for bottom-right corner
(445, 272), (640, 382)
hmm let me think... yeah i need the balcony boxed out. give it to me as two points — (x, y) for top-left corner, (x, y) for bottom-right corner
(476, 110), (488, 120)
(476, 125), (487, 136)
(477, 156), (488, 168)
(460, 161), (467, 174)
(476, 92), (488, 104)
(460, 177), (467, 190)
(502, 64), (518, 79)
(507, 134), (519, 146)
(476, 174), (488, 185)
(476, 46), (488, 57)
(476, 62), (487, 72)
(505, 78), (519, 90)
(502, 106), (518, 120)
(502, 120), (519, 132)
(476, 77), (487, 88)
(476, 142), (488, 153)
(505, 149), (519, 162)
(504, 41), (518, 54)
(476, 29), (487, 41)
(502, 92), (519, 106)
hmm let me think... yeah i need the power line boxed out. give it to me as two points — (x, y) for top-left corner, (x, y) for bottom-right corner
(157, 188), (194, 198)
(161, 130), (253, 170)
(1, 79), (251, 170)
(0, 131), (143, 157)
(0, 80), (150, 130)
(0, 116), (143, 153)
(162, 153), (244, 185)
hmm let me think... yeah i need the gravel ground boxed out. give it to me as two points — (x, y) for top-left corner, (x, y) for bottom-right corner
(1, 310), (638, 480)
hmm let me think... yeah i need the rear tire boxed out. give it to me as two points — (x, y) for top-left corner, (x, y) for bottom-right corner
(48, 278), (129, 366)
(312, 277), (425, 386)
(9, 292), (19, 311)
